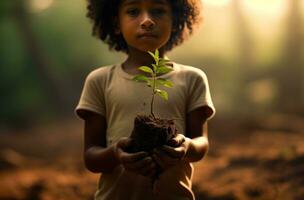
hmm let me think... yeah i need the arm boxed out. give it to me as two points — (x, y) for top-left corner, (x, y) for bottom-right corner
(80, 110), (156, 176)
(183, 106), (211, 162)
(82, 110), (118, 173)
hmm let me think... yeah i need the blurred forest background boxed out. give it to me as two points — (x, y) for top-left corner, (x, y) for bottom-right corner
(0, 0), (304, 200)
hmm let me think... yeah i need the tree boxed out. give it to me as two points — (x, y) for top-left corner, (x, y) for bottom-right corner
(231, 0), (254, 113)
(10, 0), (73, 114)
(276, 0), (303, 114)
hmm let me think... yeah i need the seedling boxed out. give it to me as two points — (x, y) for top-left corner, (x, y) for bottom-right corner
(129, 49), (177, 174)
(132, 49), (173, 118)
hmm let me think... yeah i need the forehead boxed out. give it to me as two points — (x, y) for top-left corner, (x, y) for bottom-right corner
(120, 0), (170, 6)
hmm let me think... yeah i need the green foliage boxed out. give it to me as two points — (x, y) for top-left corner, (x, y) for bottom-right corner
(132, 49), (173, 117)
(0, 0), (16, 20)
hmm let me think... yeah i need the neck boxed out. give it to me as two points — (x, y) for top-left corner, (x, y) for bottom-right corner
(123, 47), (166, 70)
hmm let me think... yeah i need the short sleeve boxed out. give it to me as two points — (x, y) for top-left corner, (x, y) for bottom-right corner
(187, 69), (216, 120)
(74, 71), (106, 120)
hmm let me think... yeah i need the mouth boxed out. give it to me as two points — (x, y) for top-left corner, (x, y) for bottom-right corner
(138, 33), (158, 38)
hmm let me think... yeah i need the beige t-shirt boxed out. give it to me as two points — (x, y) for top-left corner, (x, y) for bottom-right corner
(75, 62), (215, 200)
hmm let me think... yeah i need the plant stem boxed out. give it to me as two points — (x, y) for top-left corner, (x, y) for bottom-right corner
(150, 74), (156, 118)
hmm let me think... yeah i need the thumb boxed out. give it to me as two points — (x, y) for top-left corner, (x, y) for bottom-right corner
(167, 134), (185, 147)
(118, 137), (134, 149)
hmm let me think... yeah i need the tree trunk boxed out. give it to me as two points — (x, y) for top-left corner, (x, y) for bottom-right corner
(231, 0), (254, 113)
(12, 0), (72, 114)
(276, 0), (303, 114)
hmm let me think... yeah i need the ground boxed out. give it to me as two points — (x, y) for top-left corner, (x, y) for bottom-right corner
(0, 113), (303, 200)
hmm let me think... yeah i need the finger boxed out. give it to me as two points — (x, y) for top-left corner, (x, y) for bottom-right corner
(167, 134), (185, 147)
(124, 156), (154, 171)
(153, 151), (179, 168)
(157, 145), (186, 159)
(124, 158), (157, 178)
(138, 162), (157, 177)
(118, 137), (135, 149)
(153, 147), (170, 158)
(119, 151), (148, 163)
(152, 154), (166, 170)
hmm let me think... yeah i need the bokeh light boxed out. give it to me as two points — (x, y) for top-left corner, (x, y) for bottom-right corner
(29, 0), (54, 13)
(202, 0), (231, 7)
(243, 0), (287, 17)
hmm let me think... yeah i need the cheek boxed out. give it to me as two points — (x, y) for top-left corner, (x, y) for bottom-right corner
(161, 22), (173, 38)
(161, 16), (173, 34)
(122, 18), (139, 31)
(119, 20), (134, 36)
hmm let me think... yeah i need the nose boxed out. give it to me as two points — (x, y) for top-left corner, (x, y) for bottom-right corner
(140, 13), (155, 30)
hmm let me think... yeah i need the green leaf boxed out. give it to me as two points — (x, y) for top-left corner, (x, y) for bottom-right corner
(156, 89), (168, 100)
(156, 78), (173, 88)
(156, 66), (173, 74)
(155, 49), (159, 59)
(152, 64), (157, 72)
(148, 51), (157, 60)
(138, 66), (153, 74)
(133, 75), (149, 82)
(148, 50), (159, 63)
(159, 58), (170, 66)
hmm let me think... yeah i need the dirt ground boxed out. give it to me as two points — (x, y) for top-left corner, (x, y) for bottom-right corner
(0, 113), (303, 200)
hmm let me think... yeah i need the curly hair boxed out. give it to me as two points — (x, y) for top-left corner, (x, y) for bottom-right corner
(86, 0), (202, 53)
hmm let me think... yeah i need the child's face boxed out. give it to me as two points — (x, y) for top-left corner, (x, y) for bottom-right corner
(117, 0), (172, 52)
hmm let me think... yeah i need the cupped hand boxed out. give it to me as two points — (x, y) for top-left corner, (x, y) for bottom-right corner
(114, 137), (157, 178)
(152, 134), (190, 171)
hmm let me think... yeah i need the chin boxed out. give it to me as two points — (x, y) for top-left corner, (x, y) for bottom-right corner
(135, 43), (167, 53)
(141, 47), (159, 52)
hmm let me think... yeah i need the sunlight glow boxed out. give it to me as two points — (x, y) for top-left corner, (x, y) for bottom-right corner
(202, 0), (231, 7)
(243, 0), (286, 17)
(202, 0), (286, 17)
(248, 79), (277, 105)
(30, 0), (54, 13)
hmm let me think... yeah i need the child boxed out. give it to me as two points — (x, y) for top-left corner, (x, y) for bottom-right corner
(75, 0), (215, 199)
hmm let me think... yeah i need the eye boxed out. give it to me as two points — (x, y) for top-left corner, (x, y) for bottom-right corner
(150, 8), (166, 17)
(126, 8), (140, 17)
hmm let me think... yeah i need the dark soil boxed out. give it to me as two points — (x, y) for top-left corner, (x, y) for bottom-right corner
(128, 115), (177, 153)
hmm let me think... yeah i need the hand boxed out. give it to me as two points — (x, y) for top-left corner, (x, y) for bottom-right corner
(114, 137), (156, 178)
(152, 134), (190, 171)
